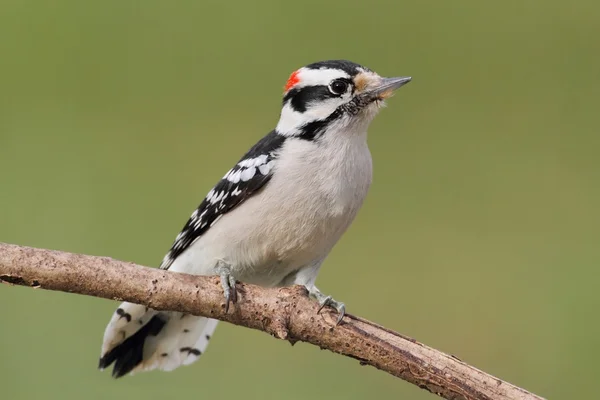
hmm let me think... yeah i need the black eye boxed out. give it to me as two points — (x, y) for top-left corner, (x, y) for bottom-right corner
(329, 79), (349, 95)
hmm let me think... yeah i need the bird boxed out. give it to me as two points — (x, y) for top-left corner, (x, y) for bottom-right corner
(98, 60), (411, 378)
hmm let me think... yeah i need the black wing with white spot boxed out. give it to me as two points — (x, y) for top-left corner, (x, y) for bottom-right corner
(159, 130), (286, 270)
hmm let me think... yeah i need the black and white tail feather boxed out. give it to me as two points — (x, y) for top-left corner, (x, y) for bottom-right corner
(99, 303), (218, 377)
(98, 59), (410, 378)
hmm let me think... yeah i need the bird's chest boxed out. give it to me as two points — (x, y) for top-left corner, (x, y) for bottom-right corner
(260, 136), (373, 258)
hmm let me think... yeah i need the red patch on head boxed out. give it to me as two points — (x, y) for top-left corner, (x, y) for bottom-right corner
(284, 70), (300, 92)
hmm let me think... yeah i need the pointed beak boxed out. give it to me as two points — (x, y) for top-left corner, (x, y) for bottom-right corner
(367, 76), (412, 99)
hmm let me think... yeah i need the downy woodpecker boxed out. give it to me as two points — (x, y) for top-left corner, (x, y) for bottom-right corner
(99, 60), (411, 378)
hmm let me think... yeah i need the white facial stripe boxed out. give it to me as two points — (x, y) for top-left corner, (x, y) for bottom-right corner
(276, 102), (309, 136)
(307, 97), (347, 119)
(294, 68), (350, 89)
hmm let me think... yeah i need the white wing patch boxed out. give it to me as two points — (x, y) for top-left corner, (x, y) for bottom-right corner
(224, 154), (271, 184)
(238, 154), (268, 168)
(259, 161), (275, 176)
(240, 167), (256, 182)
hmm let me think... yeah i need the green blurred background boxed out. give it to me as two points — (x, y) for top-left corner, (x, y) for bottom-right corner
(1, 1), (598, 399)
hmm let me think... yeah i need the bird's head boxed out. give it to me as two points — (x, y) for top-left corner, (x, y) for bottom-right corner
(276, 60), (411, 139)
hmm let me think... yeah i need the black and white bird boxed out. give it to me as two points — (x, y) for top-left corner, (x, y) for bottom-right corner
(99, 60), (411, 378)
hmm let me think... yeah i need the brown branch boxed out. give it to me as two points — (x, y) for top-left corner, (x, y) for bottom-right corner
(0, 242), (543, 400)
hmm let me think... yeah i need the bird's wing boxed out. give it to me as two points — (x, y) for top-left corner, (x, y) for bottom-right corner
(159, 130), (286, 270)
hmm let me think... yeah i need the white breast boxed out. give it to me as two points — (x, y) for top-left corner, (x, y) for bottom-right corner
(169, 130), (373, 287)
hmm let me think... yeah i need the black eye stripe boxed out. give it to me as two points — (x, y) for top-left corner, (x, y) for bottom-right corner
(284, 78), (356, 113)
(283, 88), (300, 105)
(285, 85), (335, 113)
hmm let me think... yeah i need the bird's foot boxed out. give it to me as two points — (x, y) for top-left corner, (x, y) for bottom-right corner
(308, 286), (346, 325)
(216, 262), (238, 313)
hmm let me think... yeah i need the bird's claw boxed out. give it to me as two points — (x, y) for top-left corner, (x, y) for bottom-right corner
(220, 270), (238, 313)
(315, 293), (346, 325)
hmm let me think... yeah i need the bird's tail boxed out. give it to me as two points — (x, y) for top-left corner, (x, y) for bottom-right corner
(99, 302), (218, 378)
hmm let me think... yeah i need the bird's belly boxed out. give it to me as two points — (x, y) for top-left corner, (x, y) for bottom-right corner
(238, 204), (357, 286)
(173, 196), (356, 287)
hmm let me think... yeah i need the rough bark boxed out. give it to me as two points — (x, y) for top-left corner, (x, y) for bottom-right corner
(0, 242), (544, 400)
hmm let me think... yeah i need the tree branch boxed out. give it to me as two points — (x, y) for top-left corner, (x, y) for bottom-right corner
(0, 242), (543, 400)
